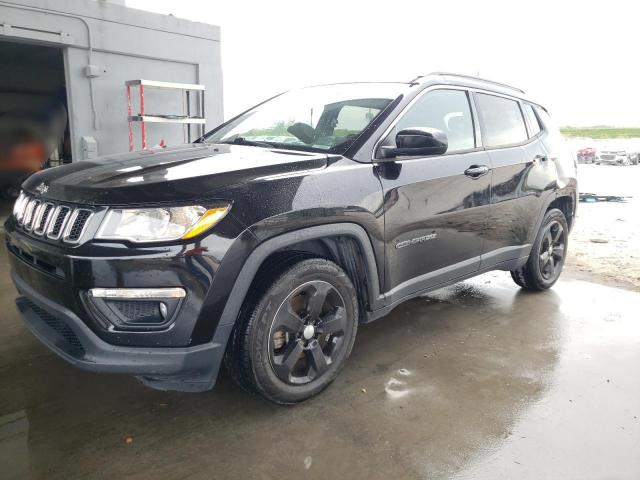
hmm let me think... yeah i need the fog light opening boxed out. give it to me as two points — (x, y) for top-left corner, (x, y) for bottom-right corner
(85, 288), (185, 331)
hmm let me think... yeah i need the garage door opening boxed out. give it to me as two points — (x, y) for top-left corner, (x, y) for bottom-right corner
(0, 40), (70, 210)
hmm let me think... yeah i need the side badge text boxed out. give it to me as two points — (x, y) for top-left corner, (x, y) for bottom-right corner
(395, 233), (437, 249)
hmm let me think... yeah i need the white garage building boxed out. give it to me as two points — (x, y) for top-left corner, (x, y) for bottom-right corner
(0, 0), (223, 163)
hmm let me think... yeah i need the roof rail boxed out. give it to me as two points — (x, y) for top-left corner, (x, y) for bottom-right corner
(423, 72), (525, 94)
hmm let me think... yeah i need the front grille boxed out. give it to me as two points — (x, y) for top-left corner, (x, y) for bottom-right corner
(34, 203), (54, 235)
(48, 206), (71, 239)
(66, 210), (92, 242)
(26, 300), (85, 358)
(23, 199), (40, 230)
(13, 193), (93, 244)
(600, 154), (616, 160)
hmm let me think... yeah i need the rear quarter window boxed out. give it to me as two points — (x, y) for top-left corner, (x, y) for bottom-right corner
(476, 93), (528, 148)
(523, 103), (542, 137)
(534, 106), (566, 146)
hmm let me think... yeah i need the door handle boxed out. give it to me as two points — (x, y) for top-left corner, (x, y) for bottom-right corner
(534, 154), (548, 162)
(464, 165), (490, 178)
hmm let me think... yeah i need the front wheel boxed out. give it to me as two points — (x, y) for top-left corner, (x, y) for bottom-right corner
(511, 208), (569, 291)
(225, 258), (358, 404)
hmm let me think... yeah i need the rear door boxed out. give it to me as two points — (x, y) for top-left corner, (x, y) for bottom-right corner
(376, 88), (492, 302)
(474, 93), (549, 267)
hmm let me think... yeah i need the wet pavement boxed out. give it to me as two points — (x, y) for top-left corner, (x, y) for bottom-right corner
(567, 164), (640, 291)
(1, 239), (639, 479)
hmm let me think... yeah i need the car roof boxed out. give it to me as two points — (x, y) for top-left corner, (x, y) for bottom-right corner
(411, 72), (543, 108)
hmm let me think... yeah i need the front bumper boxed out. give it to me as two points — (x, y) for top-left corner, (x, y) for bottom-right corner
(13, 272), (230, 392)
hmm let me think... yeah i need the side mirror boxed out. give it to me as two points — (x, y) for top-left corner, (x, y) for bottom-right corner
(380, 127), (448, 159)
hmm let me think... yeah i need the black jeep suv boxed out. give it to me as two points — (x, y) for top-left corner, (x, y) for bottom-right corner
(5, 73), (577, 404)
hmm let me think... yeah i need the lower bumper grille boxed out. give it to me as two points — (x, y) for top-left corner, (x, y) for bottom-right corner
(26, 300), (85, 358)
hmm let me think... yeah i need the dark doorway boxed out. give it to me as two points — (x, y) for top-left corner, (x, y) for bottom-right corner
(0, 40), (70, 206)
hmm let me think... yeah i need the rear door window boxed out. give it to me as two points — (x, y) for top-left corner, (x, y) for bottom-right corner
(396, 89), (475, 153)
(476, 93), (528, 148)
(522, 103), (542, 137)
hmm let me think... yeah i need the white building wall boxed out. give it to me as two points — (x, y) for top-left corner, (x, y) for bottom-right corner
(0, 0), (223, 160)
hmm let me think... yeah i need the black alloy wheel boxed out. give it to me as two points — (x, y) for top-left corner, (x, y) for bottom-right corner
(511, 208), (569, 291)
(538, 220), (566, 281)
(225, 258), (358, 404)
(269, 281), (347, 385)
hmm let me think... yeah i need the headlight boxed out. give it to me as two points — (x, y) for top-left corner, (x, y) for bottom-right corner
(96, 204), (230, 243)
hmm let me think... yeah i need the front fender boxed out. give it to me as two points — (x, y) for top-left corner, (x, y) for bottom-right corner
(193, 222), (384, 349)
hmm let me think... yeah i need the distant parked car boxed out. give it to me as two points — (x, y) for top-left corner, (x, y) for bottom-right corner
(577, 147), (597, 163)
(629, 152), (640, 165)
(596, 150), (632, 165)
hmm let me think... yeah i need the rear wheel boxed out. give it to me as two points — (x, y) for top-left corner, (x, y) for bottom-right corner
(511, 208), (568, 291)
(225, 258), (358, 404)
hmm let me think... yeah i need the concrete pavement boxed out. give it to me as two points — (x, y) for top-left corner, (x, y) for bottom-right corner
(1, 236), (638, 479)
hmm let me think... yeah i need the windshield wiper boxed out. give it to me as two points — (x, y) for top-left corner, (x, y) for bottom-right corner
(221, 137), (276, 148)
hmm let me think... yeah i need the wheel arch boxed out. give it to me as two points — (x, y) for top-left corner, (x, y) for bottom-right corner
(528, 190), (576, 246)
(546, 193), (575, 230)
(218, 223), (384, 331)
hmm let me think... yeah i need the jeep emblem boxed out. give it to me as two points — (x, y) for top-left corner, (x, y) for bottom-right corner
(35, 183), (49, 195)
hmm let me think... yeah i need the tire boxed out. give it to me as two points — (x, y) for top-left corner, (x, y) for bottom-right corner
(225, 258), (358, 404)
(510, 208), (569, 291)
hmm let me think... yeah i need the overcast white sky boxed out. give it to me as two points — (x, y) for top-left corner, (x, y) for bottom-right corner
(127, 0), (639, 127)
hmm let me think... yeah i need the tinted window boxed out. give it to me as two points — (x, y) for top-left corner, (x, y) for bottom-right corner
(534, 106), (557, 132)
(335, 105), (381, 136)
(534, 106), (564, 143)
(397, 89), (475, 153)
(523, 103), (541, 137)
(203, 83), (403, 153)
(476, 93), (528, 147)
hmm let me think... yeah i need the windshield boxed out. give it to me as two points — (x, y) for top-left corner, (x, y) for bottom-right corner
(202, 83), (405, 154)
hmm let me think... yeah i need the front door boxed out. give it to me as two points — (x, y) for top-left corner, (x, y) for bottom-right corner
(376, 88), (492, 303)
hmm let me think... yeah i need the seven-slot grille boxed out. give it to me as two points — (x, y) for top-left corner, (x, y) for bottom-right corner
(13, 192), (93, 244)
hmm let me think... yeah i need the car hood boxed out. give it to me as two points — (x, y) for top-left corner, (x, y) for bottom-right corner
(22, 144), (329, 205)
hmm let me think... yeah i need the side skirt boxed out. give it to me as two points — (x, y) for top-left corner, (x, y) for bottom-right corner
(364, 255), (528, 324)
